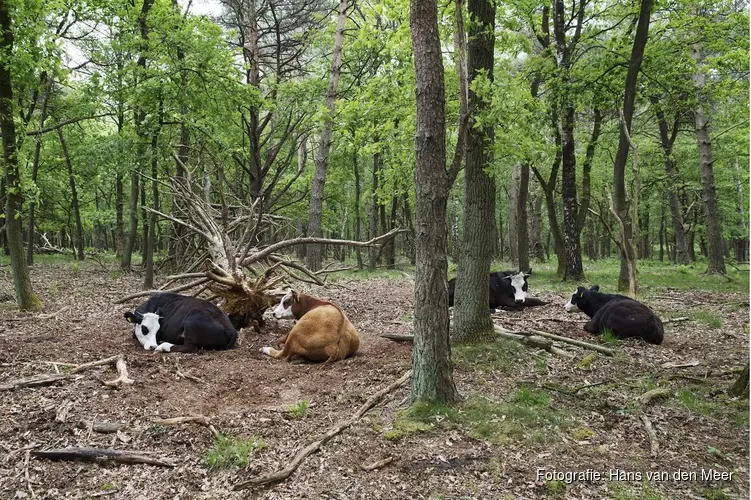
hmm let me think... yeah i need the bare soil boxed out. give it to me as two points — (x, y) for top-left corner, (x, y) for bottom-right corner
(0, 260), (748, 499)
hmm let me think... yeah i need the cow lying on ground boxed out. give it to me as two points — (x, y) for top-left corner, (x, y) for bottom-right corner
(564, 285), (664, 345)
(448, 269), (549, 311)
(124, 292), (237, 352)
(261, 289), (360, 363)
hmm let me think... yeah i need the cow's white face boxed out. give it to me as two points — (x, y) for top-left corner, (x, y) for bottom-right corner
(135, 312), (161, 350)
(505, 272), (529, 304)
(564, 300), (579, 313)
(273, 289), (295, 319)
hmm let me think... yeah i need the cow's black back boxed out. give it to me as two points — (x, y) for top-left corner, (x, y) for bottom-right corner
(448, 271), (545, 310)
(135, 292), (237, 350)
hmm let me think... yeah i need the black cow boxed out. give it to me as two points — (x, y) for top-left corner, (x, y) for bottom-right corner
(564, 285), (664, 345)
(124, 292), (237, 353)
(448, 269), (548, 311)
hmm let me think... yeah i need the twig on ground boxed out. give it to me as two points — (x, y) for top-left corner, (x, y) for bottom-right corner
(174, 359), (206, 384)
(24, 450), (36, 499)
(638, 388), (671, 405)
(660, 360), (700, 369)
(32, 448), (175, 467)
(55, 400), (74, 423)
(0, 373), (71, 391)
(77, 421), (123, 434)
(37, 306), (70, 320)
(234, 370), (412, 490)
(640, 415), (659, 457)
(101, 356), (135, 389)
(361, 456), (394, 471)
(152, 415), (220, 439)
(662, 317), (690, 324)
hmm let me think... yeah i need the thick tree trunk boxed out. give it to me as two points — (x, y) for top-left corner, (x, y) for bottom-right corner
(144, 122), (160, 289)
(26, 78), (52, 265)
(353, 146), (363, 270)
(306, 0), (348, 271)
(692, 47), (725, 274)
(409, 0), (459, 403)
(402, 191), (415, 265)
(729, 362), (749, 398)
(652, 98), (689, 265)
(530, 192), (544, 261)
(560, 104), (584, 281)
(612, 0), (652, 292)
(732, 157), (749, 262)
(140, 179), (148, 265)
(385, 193), (398, 268)
(57, 128), (85, 261)
(508, 165), (519, 267)
(0, 0), (40, 310)
(369, 147), (380, 270)
(453, 0), (496, 342)
(517, 163), (530, 271)
(114, 111), (125, 259)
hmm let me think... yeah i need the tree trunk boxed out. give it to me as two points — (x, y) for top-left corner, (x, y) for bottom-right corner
(652, 98), (690, 264)
(385, 192), (398, 268)
(732, 157), (748, 262)
(0, 0), (40, 310)
(517, 163), (529, 271)
(612, 0), (652, 292)
(560, 103), (584, 281)
(121, 0), (155, 271)
(352, 145), (363, 270)
(306, 0), (348, 271)
(144, 116), (161, 289)
(140, 179), (148, 265)
(402, 191), (415, 265)
(369, 147), (380, 271)
(453, 0), (496, 342)
(57, 128), (85, 261)
(26, 78), (52, 265)
(530, 192), (544, 261)
(508, 165), (519, 267)
(409, 0), (459, 403)
(692, 47), (726, 274)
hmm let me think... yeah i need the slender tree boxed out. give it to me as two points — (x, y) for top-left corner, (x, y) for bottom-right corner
(306, 0), (348, 271)
(0, 0), (41, 310)
(57, 127), (85, 261)
(612, 0), (653, 292)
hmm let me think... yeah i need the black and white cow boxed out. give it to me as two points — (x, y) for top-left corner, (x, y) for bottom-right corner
(564, 285), (664, 345)
(448, 269), (548, 311)
(124, 292), (237, 353)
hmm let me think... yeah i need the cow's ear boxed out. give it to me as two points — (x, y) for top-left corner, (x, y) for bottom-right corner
(525, 268), (532, 276)
(291, 290), (299, 302)
(590, 285), (600, 292)
(576, 286), (586, 297)
(124, 311), (134, 323)
(155, 308), (163, 318)
(502, 275), (511, 280)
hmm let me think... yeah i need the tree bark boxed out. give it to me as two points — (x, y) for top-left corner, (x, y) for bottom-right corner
(368, 146), (380, 271)
(144, 111), (161, 289)
(508, 164), (519, 267)
(612, 0), (652, 291)
(691, 46), (726, 274)
(121, 0), (155, 271)
(26, 78), (53, 265)
(732, 157), (748, 262)
(652, 98), (689, 265)
(0, 0), (40, 310)
(453, 0), (496, 342)
(352, 143), (363, 270)
(530, 191), (544, 261)
(409, 0), (460, 403)
(57, 128), (85, 261)
(517, 163), (529, 271)
(306, 0), (348, 271)
(729, 362), (749, 398)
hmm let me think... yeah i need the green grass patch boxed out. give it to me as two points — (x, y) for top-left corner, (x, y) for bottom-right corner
(571, 426), (594, 441)
(546, 479), (567, 497)
(699, 486), (734, 500)
(576, 353), (598, 370)
(383, 400), (454, 441)
(608, 481), (662, 500)
(600, 329), (621, 346)
(453, 339), (524, 375)
(691, 310), (723, 329)
(284, 400), (309, 420)
(205, 434), (266, 469)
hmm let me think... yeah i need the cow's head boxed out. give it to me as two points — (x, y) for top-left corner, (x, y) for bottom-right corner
(565, 285), (598, 313)
(133, 312), (161, 350)
(503, 269), (531, 304)
(273, 289), (297, 319)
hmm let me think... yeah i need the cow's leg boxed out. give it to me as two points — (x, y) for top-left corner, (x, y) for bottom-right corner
(260, 346), (286, 359)
(156, 342), (198, 353)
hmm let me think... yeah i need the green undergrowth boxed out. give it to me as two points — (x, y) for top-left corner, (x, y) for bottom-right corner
(205, 434), (266, 469)
(608, 481), (663, 500)
(383, 387), (569, 445)
(284, 400), (309, 420)
(453, 339), (524, 375)
(670, 385), (749, 427)
(599, 329), (621, 346)
(690, 309), (724, 329)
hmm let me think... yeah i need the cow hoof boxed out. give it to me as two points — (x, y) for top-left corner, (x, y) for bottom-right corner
(260, 347), (271, 356)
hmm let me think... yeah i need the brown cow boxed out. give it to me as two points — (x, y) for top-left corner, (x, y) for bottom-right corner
(261, 289), (360, 363)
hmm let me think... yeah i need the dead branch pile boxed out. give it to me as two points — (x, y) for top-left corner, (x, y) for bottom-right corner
(117, 174), (403, 331)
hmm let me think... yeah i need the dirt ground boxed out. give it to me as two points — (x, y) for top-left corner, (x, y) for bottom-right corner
(0, 260), (748, 499)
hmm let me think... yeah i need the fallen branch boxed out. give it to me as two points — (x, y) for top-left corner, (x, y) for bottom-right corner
(660, 360), (700, 369)
(380, 333), (416, 342)
(101, 356), (135, 389)
(662, 317), (690, 324)
(152, 416), (220, 439)
(495, 328), (574, 359)
(509, 327), (615, 357)
(113, 278), (211, 304)
(234, 370), (412, 490)
(361, 456), (394, 471)
(77, 421), (123, 434)
(640, 415), (659, 457)
(32, 447), (175, 467)
(0, 373), (70, 391)
(24, 450), (36, 499)
(638, 388), (671, 405)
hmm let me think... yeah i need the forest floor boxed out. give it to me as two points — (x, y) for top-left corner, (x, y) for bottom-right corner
(0, 257), (748, 499)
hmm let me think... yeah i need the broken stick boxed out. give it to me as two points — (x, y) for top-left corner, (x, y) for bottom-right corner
(101, 356), (134, 388)
(0, 373), (71, 391)
(361, 456), (394, 471)
(32, 447), (175, 467)
(640, 415), (659, 457)
(638, 388), (671, 405)
(234, 370), (412, 490)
